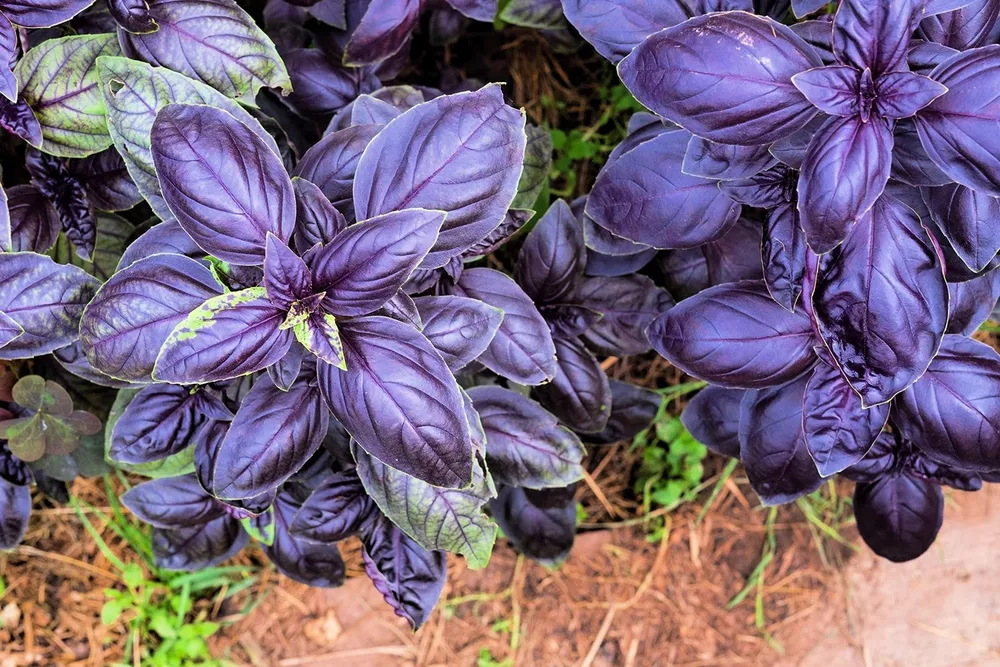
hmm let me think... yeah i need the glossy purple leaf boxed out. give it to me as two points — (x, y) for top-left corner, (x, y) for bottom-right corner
(840, 430), (897, 483)
(119, 0), (291, 103)
(740, 377), (824, 505)
(763, 203), (808, 312)
(465, 209), (532, 258)
(451, 267), (557, 385)
(121, 475), (225, 528)
(832, 0), (922, 75)
(267, 341), (306, 392)
(648, 280), (816, 389)
(319, 316), (474, 488)
(290, 469), (374, 543)
(922, 184), (1000, 273)
(854, 473), (943, 562)
(875, 71), (948, 120)
(379, 292), (422, 329)
(70, 148), (143, 212)
(151, 515), (247, 570)
(0, 479), (30, 549)
(813, 194), (949, 407)
(355, 447), (495, 569)
(360, 512), (447, 630)
(619, 12), (821, 146)
(791, 0), (827, 17)
(0, 12), (16, 102)
(894, 335), (1000, 472)
(154, 288), (294, 384)
(80, 255), (222, 382)
(797, 115), (893, 254)
(445, 0), (495, 21)
(657, 217), (765, 300)
(311, 208), (445, 317)
(108, 0), (158, 32)
(281, 48), (377, 116)
(919, 0), (1000, 50)
(587, 380), (659, 445)
(468, 385), (585, 488)
(109, 385), (206, 465)
(489, 485), (576, 566)
(264, 234), (313, 310)
(682, 136), (774, 181)
(791, 65), (860, 117)
(206, 375), (328, 501)
(586, 130), (741, 249)
(293, 124), (381, 218)
(353, 85), (526, 267)
(575, 274), (673, 356)
(948, 269), (1000, 334)
(802, 360), (889, 477)
(351, 94), (405, 126)
(789, 20), (836, 65)
(413, 295), (503, 373)
(583, 248), (658, 278)
(914, 46), (1000, 196)
(0, 253), (99, 360)
(344, 0), (419, 66)
(538, 304), (601, 340)
(151, 104), (295, 265)
(681, 385), (745, 459)
(6, 185), (59, 253)
(116, 219), (204, 270)
(0, 312), (22, 351)
(0, 0), (95, 27)
(292, 177), (348, 254)
(891, 118), (953, 187)
(27, 154), (97, 261)
(0, 444), (32, 487)
(581, 211), (649, 258)
(515, 200), (584, 303)
(533, 337), (611, 434)
(263, 492), (346, 587)
(0, 96), (42, 148)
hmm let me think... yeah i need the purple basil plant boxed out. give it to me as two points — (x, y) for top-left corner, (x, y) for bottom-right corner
(563, 0), (1000, 561)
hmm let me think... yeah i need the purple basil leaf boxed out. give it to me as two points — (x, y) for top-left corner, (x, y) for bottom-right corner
(0, 252), (99, 360)
(648, 280), (816, 389)
(116, 219), (205, 270)
(80, 255), (222, 382)
(451, 267), (557, 385)
(107, 0), (157, 32)
(740, 377), (824, 505)
(151, 515), (248, 571)
(914, 45), (1000, 196)
(263, 491), (346, 587)
(319, 316), (474, 488)
(109, 384), (206, 465)
(206, 374), (328, 501)
(468, 385), (585, 488)
(353, 85), (526, 267)
(840, 430), (897, 483)
(854, 473), (943, 562)
(0, 443), (32, 487)
(121, 475), (224, 528)
(293, 124), (381, 219)
(797, 115), (893, 254)
(791, 0), (827, 17)
(489, 485), (575, 566)
(515, 199), (584, 304)
(281, 47), (377, 116)
(763, 203), (808, 312)
(919, 0), (1000, 50)
(0, 12), (16, 102)
(584, 249), (657, 278)
(802, 360), (889, 477)
(581, 211), (650, 257)
(151, 103), (295, 265)
(413, 295), (503, 373)
(344, 0), (419, 66)
(587, 380), (659, 445)
(464, 208), (533, 258)
(0, 479), (30, 549)
(360, 511), (447, 630)
(924, 0), (980, 14)
(7, 185), (59, 253)
(559, 0), (687, 63)
(832, 0), (922, 75)
(908, 40), (960, 74)
(311, 208), (445, 317)
(619, 12), (820, 145)
(267, 341), (306, 391)
(351, 94), (404, 126)
(894, 335), (1000, 472)
(445, 0), (495, 21)
(154, 287), (295, 384)
(0, 312), (22, 350)
(922, 184), (1000, 273)
(682, 136), (774, 181)
(768, 114), (826, 170)
(586, 130), (741, 248)
(789, 20), (836, 65)
(575, 274), (673, 356)
(0, 95), (42, 147)
(539, 304), (601, 339)
(813, 194), (949, 406)
(119, 0), (291, 103)
(70, 147), (143, 212)
(891, 118), (953, 187)
(876, 71), (949, 119)
(378, 292), (422, 329)
(681, 385), (745, 459)
(0, 0), (94, 27)
(355, 446), (495, 569)
(657, 217), (765, 300)
(533, 337), (611, 433)
(791, 65), (861, 117)
(948, 269), (1000, 334)
(290, 469), (373, 543)
(908, 451), (983, 491)
(292, 177), (348, 254)
(264, 234), (313, 309)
